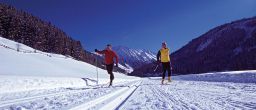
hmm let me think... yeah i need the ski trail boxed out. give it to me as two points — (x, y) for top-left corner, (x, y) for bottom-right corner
(1, 78), (255, 110)
(70, 80), (141, 110)
(0, 89), (88, 108)
(0, 80), (139, 110)
(119, 78), (256, 110)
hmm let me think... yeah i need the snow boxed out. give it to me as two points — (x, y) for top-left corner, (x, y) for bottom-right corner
(1, 36), (256, 110)
(197, 18), (256, 53)
(0, 36), (136, 78)
(196, 39), (212, 52)
(71, 81), (141, 110)
(232, 19), (256, 39)
(0, 36), (139, 93)
(119, 77), (256, 110)
(1, 69), (256, 109)
(176, 70), (256, 83)
(118, 63), (134, 74)
(112, 46), (156, 70)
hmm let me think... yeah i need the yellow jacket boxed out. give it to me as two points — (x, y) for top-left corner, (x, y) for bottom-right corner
(157, 48), (170, 62)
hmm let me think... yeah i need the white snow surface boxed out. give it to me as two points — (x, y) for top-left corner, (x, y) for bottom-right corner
(120, 76), (256, 110)
(0, 36), (139, 93)
(1, 37), (256, 110)
(1, 70), (256, 110)
(117, 63), (134, 74)
(176, 70), (256, 83)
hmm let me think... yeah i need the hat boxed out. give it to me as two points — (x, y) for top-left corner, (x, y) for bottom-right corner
(162, 42), (167, 45)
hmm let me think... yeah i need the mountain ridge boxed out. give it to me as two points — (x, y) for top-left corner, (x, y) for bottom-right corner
(112, 45), (156, 70)
(132, 16), (256, 76)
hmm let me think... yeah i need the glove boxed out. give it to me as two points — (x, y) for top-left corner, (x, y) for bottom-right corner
(157, 60), (161, 64)
(116, 63), (118, 67)
(95, 49), (98, 52)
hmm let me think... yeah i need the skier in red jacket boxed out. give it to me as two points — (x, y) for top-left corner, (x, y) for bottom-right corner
(95, 44), (118, 86)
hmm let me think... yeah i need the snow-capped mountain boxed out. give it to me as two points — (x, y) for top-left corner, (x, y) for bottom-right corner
(170, 17), (256, 74)
(112, 46), (156, 70)
(1, 36), (256, 109)
(1, 27), (256, 110)
(132, 17), (256, 76)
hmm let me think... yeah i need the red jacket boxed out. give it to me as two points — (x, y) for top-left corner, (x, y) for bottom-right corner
(96, 49), (118, 65)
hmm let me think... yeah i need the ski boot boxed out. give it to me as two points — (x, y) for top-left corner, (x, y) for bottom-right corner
(161, 79), (164, 84)
(168, 76), (171, 82)
(109, 80), (113, 87)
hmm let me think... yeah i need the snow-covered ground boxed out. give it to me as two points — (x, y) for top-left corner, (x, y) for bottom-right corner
(0, 36), (140, 109)
(0, 36), (139, 92)
(1, 71), (256, 110)
(120, 76), (256, 110)
(1, 37), (256, 110)
(176, 70), (256, 83)
(0, 37), (135, 79)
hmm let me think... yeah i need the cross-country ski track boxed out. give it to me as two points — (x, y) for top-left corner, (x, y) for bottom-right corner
(1, 75), (256, 110)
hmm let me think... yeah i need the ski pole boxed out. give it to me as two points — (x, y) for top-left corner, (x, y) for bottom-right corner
(95, 55), (99, 85)
(170, 61), (173, 75)
(154, 64), (159, 72)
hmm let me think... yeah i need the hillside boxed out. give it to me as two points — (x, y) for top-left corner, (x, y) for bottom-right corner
(171, 17), (256, 74)
(132, 17), (256, 76)
(112, 46), (156, 69)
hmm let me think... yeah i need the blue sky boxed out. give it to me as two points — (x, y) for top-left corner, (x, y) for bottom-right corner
(1, 0), (256, 52)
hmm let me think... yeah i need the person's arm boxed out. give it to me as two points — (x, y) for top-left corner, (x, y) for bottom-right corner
(157, 50), (161, 62)
(113, 51), (118, 67)
(95, 49), (106, 55)
(169, 49), (173, 70)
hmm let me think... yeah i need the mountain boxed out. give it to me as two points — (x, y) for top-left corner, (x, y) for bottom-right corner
(1, 35), (256, 109)
(0, 35), (138, 91)
(132, 17), (256, 76)
(172, 17), (256, 74)
(112, 46), (156, 71)
(0, 3), (126, 73)
(0, 4), (86, 61)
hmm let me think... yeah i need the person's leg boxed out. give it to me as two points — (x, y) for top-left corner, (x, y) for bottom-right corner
(106, 64), (111, 74)
(166, 62), (171, 82)
(110, 64), (114, 82)
(106, 64), (113, 86)
(162, 62), (167, 84)
(107, 64), (114, 86)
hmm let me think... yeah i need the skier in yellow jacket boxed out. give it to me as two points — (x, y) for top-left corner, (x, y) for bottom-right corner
(157, 42), (172, 84)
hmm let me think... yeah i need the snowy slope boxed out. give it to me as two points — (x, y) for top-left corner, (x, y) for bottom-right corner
(120, 70), (256, 109)
(1, 37), (256, 110)
(120, 76), (256, 110)
(176, 70), (256, 83)
(1, 70), (256, 110)
(0, 36), (139, 93)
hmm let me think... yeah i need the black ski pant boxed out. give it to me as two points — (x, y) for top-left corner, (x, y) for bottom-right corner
(106, 64), (114, 81)
(162, 62), (171, 79)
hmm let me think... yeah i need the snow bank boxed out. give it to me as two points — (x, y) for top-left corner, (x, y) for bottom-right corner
(0, 36), (135, 78)
(0, 37), (139, 93)
(0, 75), (86, 94)
(175, 70), (256, 83)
